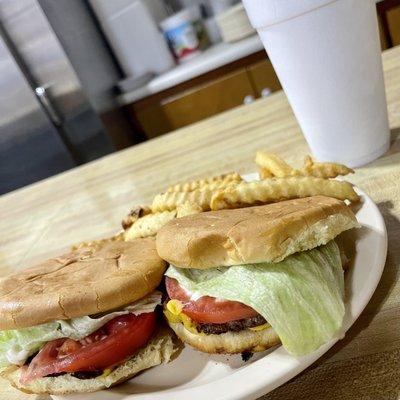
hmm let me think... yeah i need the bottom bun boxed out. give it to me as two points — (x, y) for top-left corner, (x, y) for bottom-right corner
(1, 328), (177, 395)
(168, 321), (280, 354)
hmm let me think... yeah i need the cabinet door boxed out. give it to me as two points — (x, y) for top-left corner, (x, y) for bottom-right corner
(246, 59), (281, 98)
(387, 6), (400, 46)
(129, 68), (256, 139)
(160, 68), (256, 132)
(129, 102), (172, 139)
(378, 17), (389, 50)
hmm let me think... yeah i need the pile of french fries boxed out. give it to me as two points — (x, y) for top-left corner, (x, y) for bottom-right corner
(71, 151), (359, 249)
(120, 151), (359, 241)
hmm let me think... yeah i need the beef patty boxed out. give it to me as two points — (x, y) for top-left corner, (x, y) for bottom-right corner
(197, 314), (267, 335)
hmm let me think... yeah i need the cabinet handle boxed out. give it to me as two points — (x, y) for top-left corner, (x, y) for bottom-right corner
(261, 88), (272, 98)
(243, 95), (255, 105)
(35, 86), (62, 126)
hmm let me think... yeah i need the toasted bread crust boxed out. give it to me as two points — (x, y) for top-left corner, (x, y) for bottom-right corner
(167, 321), (280, 354)
(156, 196), (358, 269)
(1, 328), (176, 395)
(0, 238), (166, 329)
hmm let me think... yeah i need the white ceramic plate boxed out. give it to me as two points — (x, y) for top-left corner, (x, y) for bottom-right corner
(55, 174), (387, 400)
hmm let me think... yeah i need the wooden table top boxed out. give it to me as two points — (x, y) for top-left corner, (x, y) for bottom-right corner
(1, 45), (400, 400)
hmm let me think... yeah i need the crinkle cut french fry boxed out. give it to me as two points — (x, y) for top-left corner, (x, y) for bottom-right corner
(300, 156), (354, 178)
(259, 168), (274, 179)
(167, 172), (242, 193)
(124, 210), (177, 240)
(210, 177), (360, 210)
(199, 179), (240, 192)
(255, 151), (354, 179)
(121, 205), (152, 230)
(71, 232), (124, 251)
(176, 202), (203, 218)
(255, 151), (295, 177)
(152, 189), (215, 212)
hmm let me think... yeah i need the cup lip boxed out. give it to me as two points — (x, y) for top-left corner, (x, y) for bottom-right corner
(242, 0), (338, 30)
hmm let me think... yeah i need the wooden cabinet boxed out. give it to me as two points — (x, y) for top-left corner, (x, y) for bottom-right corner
(377, 0), (400, 48)
(129, 101), (171, 139)
(246, 60), (281, 97)
(128, 52), (281, 139)
(387, 6), (400, 46)
(378, 17), (390, 50)
(129, 69), (257, 139)
(160, 69), (256, 132)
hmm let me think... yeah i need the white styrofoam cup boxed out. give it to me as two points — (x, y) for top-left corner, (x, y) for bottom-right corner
(243, 0), (390, 167)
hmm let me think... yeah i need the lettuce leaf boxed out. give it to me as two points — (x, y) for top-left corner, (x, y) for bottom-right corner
(58, 291), (162, 340)
(0, 291), (161, 368)
(0, 322), (62, 368)
(165, 241), (345, 356)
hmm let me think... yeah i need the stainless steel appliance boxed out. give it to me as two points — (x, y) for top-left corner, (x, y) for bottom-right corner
(0, 0), (117, 194)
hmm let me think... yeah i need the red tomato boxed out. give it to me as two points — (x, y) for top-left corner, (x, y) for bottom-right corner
(165, 277), (258, 324)
(21, 312), (156, 383)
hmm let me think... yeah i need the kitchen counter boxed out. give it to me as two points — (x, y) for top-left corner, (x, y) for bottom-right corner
(1, 45), (400, 399)
(117, 34), (264, 105)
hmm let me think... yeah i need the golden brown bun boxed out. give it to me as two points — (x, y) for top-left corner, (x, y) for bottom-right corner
(167, 321), (280, 354)
(1, 328), (176, 395)
(156, 196), (358, 269)
(0, 238), (166, 330)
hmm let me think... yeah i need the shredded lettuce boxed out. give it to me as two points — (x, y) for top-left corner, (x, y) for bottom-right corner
(165, 241), (345, 356)
(0, 291), (162, 368)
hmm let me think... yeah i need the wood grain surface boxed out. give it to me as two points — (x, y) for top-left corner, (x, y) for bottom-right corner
(1, 46), (400, 400)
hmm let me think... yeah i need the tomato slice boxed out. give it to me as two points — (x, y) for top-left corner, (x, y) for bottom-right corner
(21, 312), (156, 384)
(165, 277), (258, 324)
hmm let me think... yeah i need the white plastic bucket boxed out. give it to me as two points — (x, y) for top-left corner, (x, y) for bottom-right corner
(160, 9), (201, 63)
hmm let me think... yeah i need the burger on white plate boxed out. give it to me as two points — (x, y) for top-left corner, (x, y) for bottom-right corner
(0, 238), (177, 395)
(156, 196), (358, 356)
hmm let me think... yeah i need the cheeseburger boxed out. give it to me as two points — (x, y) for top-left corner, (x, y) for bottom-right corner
(156, 196), (358, 356)
(0, 238), (176, 394)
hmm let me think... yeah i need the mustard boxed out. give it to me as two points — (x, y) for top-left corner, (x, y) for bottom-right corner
(166, 299), (183, 315)
(101, 368), (112, 378)
(164, 299), (202, 335)
(248, 323), (270, 332)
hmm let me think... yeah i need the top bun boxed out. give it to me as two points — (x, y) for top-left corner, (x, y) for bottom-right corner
(0, 238), (166, 330)
(156, 196), (358, 269)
